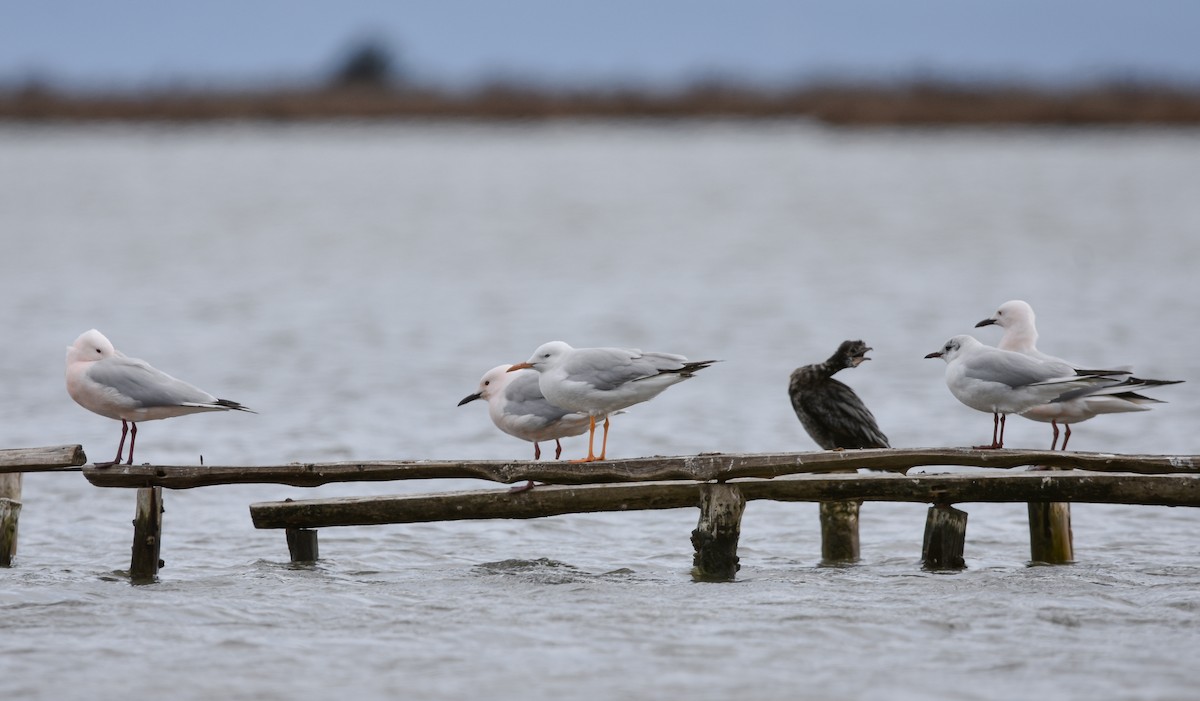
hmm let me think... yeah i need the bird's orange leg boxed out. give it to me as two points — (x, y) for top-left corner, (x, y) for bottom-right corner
(597, 416), (610, 461)
(572, 416), (598, 463)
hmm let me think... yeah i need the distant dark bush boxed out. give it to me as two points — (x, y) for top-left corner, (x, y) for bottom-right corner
(331, 40), (397, 89)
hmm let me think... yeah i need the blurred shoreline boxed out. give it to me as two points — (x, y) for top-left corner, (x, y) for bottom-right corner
(5, 81), (1200, 125)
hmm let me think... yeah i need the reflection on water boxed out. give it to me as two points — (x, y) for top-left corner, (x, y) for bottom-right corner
(1, 123), (1198, 700)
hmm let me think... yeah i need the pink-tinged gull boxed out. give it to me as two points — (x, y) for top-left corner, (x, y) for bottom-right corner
(66, 329), (254, 467)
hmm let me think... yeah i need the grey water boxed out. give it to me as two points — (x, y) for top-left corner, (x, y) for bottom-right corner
(1, 121), (1199, 700)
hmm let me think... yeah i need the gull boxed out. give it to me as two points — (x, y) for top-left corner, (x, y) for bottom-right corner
(508, 341), (717, 462)
(65, 329), (254, 467)
(925, 334), (1120, 449)
(788, 340), (889, 450)
(458, 364), (592, 491)
(977, 300), (1183, 449)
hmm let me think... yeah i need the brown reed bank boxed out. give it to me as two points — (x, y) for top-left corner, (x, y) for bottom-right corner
(4, 81), (1200, 125)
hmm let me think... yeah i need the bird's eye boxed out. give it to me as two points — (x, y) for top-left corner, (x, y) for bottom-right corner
(95, 348), (102, 354)
(543, 353), (551, 358)
(483, 380), (490, 386)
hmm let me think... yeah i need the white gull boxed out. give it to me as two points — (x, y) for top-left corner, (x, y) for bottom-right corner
(977, 300), (1182, 449)
(508, 341), (717, 462)
(65, 329), (254, 466)
(925, 334), (1119, 449)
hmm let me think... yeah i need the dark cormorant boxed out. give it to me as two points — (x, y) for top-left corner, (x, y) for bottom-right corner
(788, 340), (889, 450)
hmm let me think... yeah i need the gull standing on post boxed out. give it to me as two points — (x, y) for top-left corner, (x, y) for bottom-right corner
(924, 334), (1119, 449)
(788, 340), (889, 450)
(976, 300), (1183, 449)
(65, 329), (254, 467)
(509, 341), (717, 462)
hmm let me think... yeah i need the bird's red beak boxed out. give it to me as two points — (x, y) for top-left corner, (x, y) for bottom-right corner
(924, 351), (943, 359)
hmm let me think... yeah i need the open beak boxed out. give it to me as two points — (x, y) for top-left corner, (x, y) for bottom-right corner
(507, 362), (534, 372)
(457, 392), (481, 406)
(975, 318), (997, 328)
(924, 351), (943, 359)
(851, 348), (872, 367)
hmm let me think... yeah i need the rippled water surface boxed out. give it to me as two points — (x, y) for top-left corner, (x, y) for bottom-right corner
(1, 122), (1199, 700)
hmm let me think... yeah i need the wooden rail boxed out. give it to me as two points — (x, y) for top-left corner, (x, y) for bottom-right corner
(14, 446), (1199, 583)
(81, 449), (1200, 489)
(1, 445), (87, 567)
(0, 445), (87, 473)
(248, 471), (1200, 529)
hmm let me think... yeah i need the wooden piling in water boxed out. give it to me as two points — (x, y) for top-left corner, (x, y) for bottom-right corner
(0, 473), (20, 567)
(819, 500), (861, 565)
(691, 483), (745, 581)
(1028, 502), (1074, 564)
(922, 504), (967, 570)
(130, 487), (163, 582)
(286, 528), (319, 563)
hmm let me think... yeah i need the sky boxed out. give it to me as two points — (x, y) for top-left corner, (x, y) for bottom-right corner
(2, 1), (1199, 90)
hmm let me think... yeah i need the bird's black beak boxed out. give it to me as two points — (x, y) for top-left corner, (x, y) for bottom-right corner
(924, 351), (943, 359)
(975, 318), (997, 328)
(457, 392), (481, 406)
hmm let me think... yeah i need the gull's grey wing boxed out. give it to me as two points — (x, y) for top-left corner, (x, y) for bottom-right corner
(88, 356), (219, 409)
(963, 350), (1064, 388)
(561, 347), (687, 391)
(505, 371), (576, 423)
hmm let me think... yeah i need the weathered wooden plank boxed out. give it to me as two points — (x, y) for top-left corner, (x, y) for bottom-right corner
(1028, 502), (1074, 564)
(0, 498), (20, 567)
(819, 500), (861, 565)
(285, 528), (319, 563)
(922, 505), (968, 570)
(0, 445), (87, 473)
(691, 484), (745, 581)
(85, 449), (1200, 489)
(249, 472), (1200, 529)
(130, 487), (163, 583)
(0, 473), (21, 566)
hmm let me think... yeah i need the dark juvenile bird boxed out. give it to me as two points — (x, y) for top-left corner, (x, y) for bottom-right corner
(789, 340), (889, 450)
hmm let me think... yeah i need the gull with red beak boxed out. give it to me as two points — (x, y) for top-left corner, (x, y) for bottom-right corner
(508, 341), (717, 462)
(925, 334), (1120, 449)
(975, 299), (1183, 449)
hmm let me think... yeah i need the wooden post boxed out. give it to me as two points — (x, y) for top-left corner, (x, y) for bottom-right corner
(130, 486), (163, 583)
(819, 500), (861, 565)
(0, 473), (20, 567)
(691, 483), (746, 582)
(286, 528), (319, 563)
(1028, 502), (1074, 564)
(922, 504), (967, 570)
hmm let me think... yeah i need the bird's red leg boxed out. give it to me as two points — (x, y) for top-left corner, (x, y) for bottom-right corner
(1050, 421), (1060, 451)
(125, 422), (138, 465)
(97, 420), (129, 468)
(597, 416), (610, 461)
(533, 442), (541, 460)
(1061, 424), (1072, 451)
(997, 414), (1007, 448)
(975, 412), (1001, 450)
(571, 417), (597, 463)
(554, 439), (563, 460)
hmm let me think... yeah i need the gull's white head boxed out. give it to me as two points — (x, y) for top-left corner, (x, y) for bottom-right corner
(66, 329), (116, 365)
(457, 365), (517, 406)
(925, 334), (978, 364)
(510, 341), (574, 373)
(977, 300), (1036, 331)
